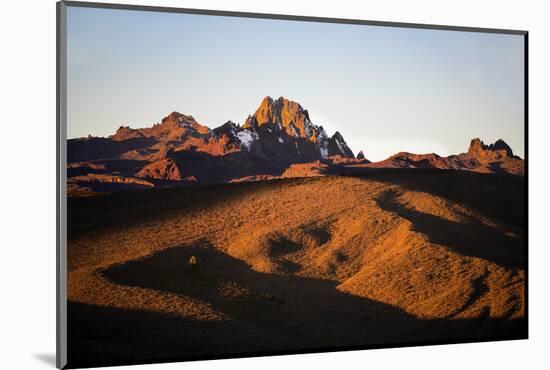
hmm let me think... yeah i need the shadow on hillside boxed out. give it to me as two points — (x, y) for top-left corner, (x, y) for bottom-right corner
(68, 137), (157, 163)
(169, 150), (283, 183)
(345, 168), (525, 228)
(375, 189), (524, 270)
(65, 240), (527, 368)
(101, 240), (416, 344)
(67, 177), (318, 236)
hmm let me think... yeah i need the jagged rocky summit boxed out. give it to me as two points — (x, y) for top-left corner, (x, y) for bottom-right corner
(67, 97), (357, 194)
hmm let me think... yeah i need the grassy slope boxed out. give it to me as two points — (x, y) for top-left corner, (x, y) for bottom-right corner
(67, 169), (526, 368)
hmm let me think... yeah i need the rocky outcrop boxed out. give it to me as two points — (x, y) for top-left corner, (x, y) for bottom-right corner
(136, 159), (184, 181)
(243, 97), (316, 140)
(110, 126), (145, 141)
(139, 112), (211, 142)
(328, 132), (354, 158)
(281, 160), (330, 178)
(210, 121), (259, 154)
(467, 138), (519, 161)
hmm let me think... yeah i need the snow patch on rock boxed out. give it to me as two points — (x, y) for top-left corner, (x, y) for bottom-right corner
(289, 123), (299, 138)
(236, 130), (258, 151)
(335, 137), (345, 154)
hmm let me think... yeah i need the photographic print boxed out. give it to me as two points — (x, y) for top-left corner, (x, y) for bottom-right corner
(58, 2), (527, 368)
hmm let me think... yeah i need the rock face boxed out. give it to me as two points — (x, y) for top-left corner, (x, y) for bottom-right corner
(136, 159), (184, 181)
(281, 161), (330, 178)
(207, 120), (260, 155)
(467, 138), (518, 160)
(356, 151), (365, 160)
(141, 112), (211, 142)
(328, 132), (354, 158)
(243, 97), (321, 142)
(110, 126), (145, 141)
(242, 96), (354, 162)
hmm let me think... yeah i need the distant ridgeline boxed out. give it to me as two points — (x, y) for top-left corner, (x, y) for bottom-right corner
(67, 96), (524, 196)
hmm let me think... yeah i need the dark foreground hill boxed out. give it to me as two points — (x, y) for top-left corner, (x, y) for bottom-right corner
(67, 169), (526, 368)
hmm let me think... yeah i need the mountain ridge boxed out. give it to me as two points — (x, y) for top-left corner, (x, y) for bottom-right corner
(67, 96), (524, 196)
(364, 138), (523, 175)
(76, 96), (355, 161)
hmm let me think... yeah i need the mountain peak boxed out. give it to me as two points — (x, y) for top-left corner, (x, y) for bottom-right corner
(468, 137), (484, 153)
(242, 97), (355, 159)
(167, 110), (183, 118)
(162, 111), (195, 125)
(260, 96), (274, 106)
(244, 96), (308, 135)
(260, 95), (294, 104)
(222, 120), (239, 128)
(110, 126), (145, 141)
(491, 139), (514, 157)
(467, 138), (516, 159)
(328, 131), (354, 158)
(212, 120), (239, 137)
(157, 111), (210, 136)
(257, 96), (296, 110)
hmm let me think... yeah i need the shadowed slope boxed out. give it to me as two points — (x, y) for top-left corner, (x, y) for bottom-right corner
(347, 169), (525, 227)
(376, 189), (524, 270)
(68, 240), (524, 368)
(68, 298), (524, 369)
(67, 172), (526, 368)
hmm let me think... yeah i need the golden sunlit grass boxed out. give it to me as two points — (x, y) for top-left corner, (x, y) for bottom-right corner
(66, 170), (525, 367)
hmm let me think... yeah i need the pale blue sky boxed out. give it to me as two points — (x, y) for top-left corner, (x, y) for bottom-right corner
(67, 6), (525, 161)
